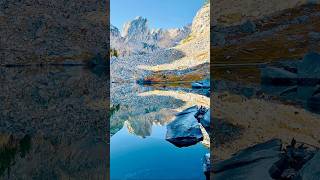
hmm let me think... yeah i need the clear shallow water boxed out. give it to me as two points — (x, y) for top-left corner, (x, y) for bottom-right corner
(110, 84), (209, 180)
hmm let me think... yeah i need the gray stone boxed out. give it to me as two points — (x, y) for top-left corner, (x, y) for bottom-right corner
(296, 151), (320, 180)
(213, 139), (282, 180)
(298, 52), (320, 79)
(261, 66), (297, 85)
(200, 109), (210, 131)
(166, 106), (203, 147)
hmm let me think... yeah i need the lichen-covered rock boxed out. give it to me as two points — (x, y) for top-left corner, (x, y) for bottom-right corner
(0, 0), (109, 65)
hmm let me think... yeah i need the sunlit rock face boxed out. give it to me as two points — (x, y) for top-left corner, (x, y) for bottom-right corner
(191, 3), (210, 37)
(122, 16), (150, 43)
(110, 17), (190, 56)
(0, 0), (108, 64)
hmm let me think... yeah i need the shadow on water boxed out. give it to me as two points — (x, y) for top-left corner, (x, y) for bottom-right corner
(0, 66), (109, 179)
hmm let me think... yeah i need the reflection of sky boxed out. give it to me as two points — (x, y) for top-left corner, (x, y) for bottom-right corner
(110, 86), (210, 179)
(111, 0), (205, 29)
(111, 125), (208, 180)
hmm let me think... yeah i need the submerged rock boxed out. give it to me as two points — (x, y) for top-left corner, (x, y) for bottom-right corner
(213, 139), (282, 180)
(166, 106), (203, 147)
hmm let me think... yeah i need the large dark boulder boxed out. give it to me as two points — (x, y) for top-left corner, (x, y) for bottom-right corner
(261, 67), (297, 85)
(296, 151), (320, 179)
(200, 109), (210, 131)
(298, 52), (320, 81)
(166, 106), (203, 147)
(213, 139), (282, 180)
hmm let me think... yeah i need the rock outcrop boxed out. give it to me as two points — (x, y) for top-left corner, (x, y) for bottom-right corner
(166, 106), (204, 147)
(111, 17), (190, 56)
(213, 139), (282, 180)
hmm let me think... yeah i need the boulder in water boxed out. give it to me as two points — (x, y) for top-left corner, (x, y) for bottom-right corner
(199, 109), (210, 131)
(261, 67), (297, 85)
(298, 52), (320, 81)
(166, 106), (203, 147)
(296, 151), (320, 179)
(192, 79), (210, 89)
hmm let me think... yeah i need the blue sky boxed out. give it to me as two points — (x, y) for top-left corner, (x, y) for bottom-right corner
(111, 0), (205, 30)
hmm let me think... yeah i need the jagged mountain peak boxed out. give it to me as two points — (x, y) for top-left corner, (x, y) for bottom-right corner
(122, 16), (149, 40)
(111, 17), (191, 56)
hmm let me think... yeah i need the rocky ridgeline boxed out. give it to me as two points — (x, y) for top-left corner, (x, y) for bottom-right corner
(111, 4), (210, 82)
(111, 17), (190, 56)
(0, 0), (108, 65)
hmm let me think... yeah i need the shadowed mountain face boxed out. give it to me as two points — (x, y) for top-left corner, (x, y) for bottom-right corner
(0, 0), (109, 65)
(0, 67), (108, 179)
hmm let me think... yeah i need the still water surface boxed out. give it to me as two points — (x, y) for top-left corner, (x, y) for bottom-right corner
(110, 83), (209, 180)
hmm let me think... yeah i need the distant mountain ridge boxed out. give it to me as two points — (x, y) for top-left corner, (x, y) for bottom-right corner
(111, 17), (191, 56)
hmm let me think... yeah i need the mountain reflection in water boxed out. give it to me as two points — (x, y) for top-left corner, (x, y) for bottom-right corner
(110, 83), (209, 180)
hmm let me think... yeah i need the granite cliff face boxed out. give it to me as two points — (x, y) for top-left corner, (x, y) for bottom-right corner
(0, 0), (108, 65)
(111, 17), (190, 56)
